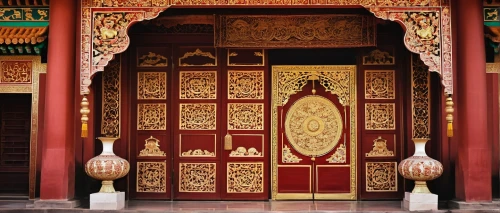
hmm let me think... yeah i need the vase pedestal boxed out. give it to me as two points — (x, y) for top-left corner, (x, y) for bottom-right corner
(403, 192), (438, 211)
(90, 191), (125, 210)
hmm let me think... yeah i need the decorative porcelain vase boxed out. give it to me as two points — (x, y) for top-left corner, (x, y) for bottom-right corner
(398, 138), (443, 193)
(85, 137), (130, 193)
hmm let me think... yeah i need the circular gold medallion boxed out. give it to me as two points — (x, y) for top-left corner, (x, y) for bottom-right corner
(284, 96), (343, 157)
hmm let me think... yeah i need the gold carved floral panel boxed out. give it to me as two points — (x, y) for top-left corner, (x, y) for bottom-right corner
(179, 163), (216, 193)
(0, 61), (32, 83)
(180, 71), (216, 99)
(365, 103), (396, 130)
(411, 54), (431, 138)
(366, 162), (397, 192)
(180, 104), (216, 130)
(137, 103), (167, 130)
(138, 72), (167, 100)
(228, 103), (264, 130)
(101, 57), (120, 137)
(364, 70), (395, 99)
(228, 70), (264, 99)
(227, 162), (264, 193)
(137, 162), (167, 193)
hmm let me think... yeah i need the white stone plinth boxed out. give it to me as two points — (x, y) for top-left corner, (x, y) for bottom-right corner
(90, 191), (125, 210)
(402, 192), (438, 211)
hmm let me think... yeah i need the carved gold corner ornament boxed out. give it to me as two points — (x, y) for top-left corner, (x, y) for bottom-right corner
(282, 145), (302, 163)
(137, 161), (167, 193)
(181, 149), (215, 157)
(363, 49), (395, 65)
(178, 48), (216, 66)
(364, 70), (395, 99)
(366, 162), (397, 192)
(411, 54), (431, 138)
(179, 163), (216, 192)
(285, 96), (343, 157)
(227, 162), (264, 193)
(365, 103), (396, 130)
(138, 52), (168, 67)
(101, 57), (120, 137)
(326, 144), (347, 163)
(179, 71), (216, 99)
(229, 147), (262, 157)
(215, 15), (376, 48)
(139, 136), (166, 157)
(486, 63), (500, 73)
(228, 70), (264, 99)
(366, 136), (395, 157)
(138, 72), (167, 100)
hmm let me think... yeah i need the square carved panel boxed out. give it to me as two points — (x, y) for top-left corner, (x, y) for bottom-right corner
(228, 103), (264, 130)
(366, 162), (397, 192)
(180, 71), (216, 99)
(180, 104), (216, 130)
(137, 162), (167, 193)
(365, 103), (395, 130)
(137, 72), (167, 100)
(365, 70), (395, 99)
(137, 103), (167, 130)
(228, 70), (264, 99)
(227, 162), (264, 193)
(179, 163), (216, 193)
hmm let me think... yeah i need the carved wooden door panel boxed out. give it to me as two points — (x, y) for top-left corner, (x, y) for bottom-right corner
(129, 46), (172, 199)
(220, 49), (269, 200)
(172, 46), (221, 200)
(272, 66), (357, 200)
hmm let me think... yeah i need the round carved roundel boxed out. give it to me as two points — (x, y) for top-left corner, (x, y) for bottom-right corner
(284, 95), (343, 157)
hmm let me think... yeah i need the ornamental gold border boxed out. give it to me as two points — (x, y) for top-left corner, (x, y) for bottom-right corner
(365, 161), (398, 192)
(229, 134), (264, 158)
(271, 65), (356, 200)
(226, 162), (264, 193)
(0, 56), (45, 199)
(179, 134), (217, 157)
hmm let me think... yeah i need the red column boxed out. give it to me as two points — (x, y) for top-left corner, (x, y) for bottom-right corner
(455, 0), (492, 201)
(39, 0), (77, 200)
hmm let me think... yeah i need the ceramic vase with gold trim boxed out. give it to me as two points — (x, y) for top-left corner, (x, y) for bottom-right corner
(398, 138), (443, 193)
(85, 137), (130, 193)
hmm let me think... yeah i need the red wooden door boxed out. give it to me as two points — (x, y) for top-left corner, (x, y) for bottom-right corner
(272, 66), (357, 200)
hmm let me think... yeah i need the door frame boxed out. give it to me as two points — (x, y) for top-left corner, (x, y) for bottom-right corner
(271, 65), (357, 200)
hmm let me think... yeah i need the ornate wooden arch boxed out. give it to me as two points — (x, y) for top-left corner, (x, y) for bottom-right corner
(80, 0), (453, 96)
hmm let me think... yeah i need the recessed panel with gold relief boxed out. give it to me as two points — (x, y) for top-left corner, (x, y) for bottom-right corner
(0, 61), (32, 83)
(137, 162), (167, 193)
(179, 134), (217, 157)
(227, 162), (264, 193)
(228, 103), (264, 130)
(179, 103), (216, 130)
(364, 70), (395, 99)
(138, 72), (167, 100)
(179, 163), (216, 193)
(137, 103), (167, 130)
(366, 162), (397, 192)
(228, 70), (264, 99)
(365, 103), (395, 130)
(179, 71), (216, 99)
(227, 49), (264, 66)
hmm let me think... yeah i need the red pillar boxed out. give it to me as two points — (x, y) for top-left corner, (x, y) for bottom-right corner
(39, 0), (77, 201)
(455, 0), (492, 202)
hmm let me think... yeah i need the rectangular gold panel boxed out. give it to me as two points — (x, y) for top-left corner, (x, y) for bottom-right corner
(0, 60), (32, 83)
(137, 103), (167, 130)
(365, 103), (396, 130)
(179, 103), (216, 130)
(364, 70), (395, 99)
(227, 103), (264, 130)
(227, 70), (264, 99)
(179, 71), (216, 99)
(179, 163), (216, 193)
(137, 161), (167, 193)
(365, 162), (397, 192)
(227, 162), (264, 193)
(137, 72), (167, 100)
(179, 134), (217, 157)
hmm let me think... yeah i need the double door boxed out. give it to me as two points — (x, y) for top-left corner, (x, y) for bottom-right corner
(128, 45), (269, 200)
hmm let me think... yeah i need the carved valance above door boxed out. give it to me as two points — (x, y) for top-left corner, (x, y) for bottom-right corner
(215, 15), (377, 48)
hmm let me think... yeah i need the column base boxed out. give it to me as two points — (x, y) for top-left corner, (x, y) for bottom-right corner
(90, 191), (125, 210)
(34, 199), (81, 209)
(402, 192), (438, 211)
